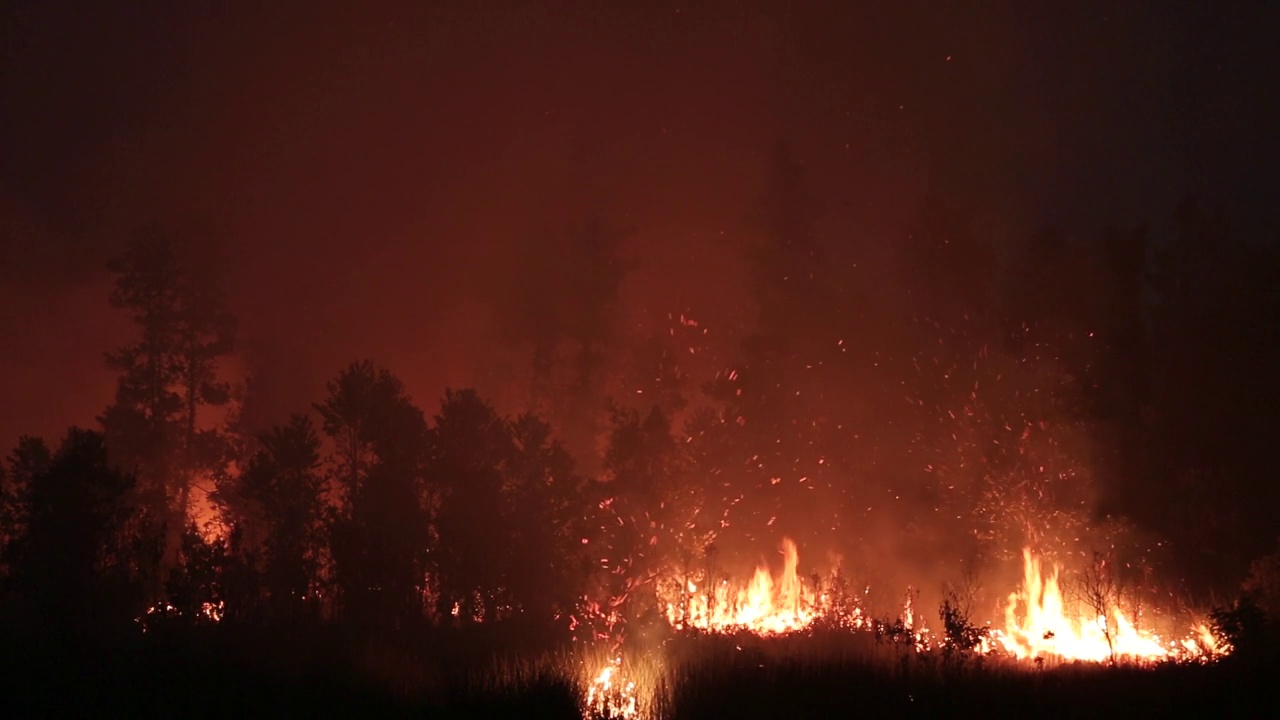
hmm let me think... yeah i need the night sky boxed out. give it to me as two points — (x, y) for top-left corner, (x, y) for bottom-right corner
(1, 0), (1273, 445)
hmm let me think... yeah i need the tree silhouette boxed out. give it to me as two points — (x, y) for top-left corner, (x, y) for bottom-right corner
(503, 412), (591, 621)
(99, 226), (235, 587)
(0, 438), (51, 593)
(236, 415), (326, 621)
(503, 213), (636, 473)
(164, 523), (228, 626)
(316, 361), (430, 627)
(5, 429), (139, 634)
(429, 388), (515, 621)
(597, 404), (683, 615)
(0, 464), (9, 583)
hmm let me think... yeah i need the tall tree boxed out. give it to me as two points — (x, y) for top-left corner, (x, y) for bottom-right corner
(429, 388), (514, 621)
(503, 412), (591, 621)
(0, 437), (50, 587)
(503, 213), (636, 473)
(0, 463), (8, 583)
(5, 430), (140, 634)
(597, 404), (685, 615)
(316, 361), (429, 627)
(99, 226), (235, 581)
(237, 415), (326, 621)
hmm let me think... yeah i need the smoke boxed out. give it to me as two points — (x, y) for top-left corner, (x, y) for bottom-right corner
(2, 2), (1270, 596)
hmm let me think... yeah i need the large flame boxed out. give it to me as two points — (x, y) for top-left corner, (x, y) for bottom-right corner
(996, 548), (1219, 662)
(658, 541), (1221, 664)
(664, 538), (854, 635)
(584, 542), (1227, 717)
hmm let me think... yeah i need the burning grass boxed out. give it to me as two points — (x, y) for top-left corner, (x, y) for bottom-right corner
(0, 538), (1238, 719)
(660, 538), (853, 635)
(657, 538), (1222, 667)
(564, 537), (1232, 717)
(994, 548), (1221, 663)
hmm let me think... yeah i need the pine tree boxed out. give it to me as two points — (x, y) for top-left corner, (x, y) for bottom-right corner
(316, 361), (429, 626)
(6, 430), (139, 633)
(0, 437), (50, 586)
(429, 388), (514, 621)
(238, 415), (326, 621)
(99, 226), (234, 585)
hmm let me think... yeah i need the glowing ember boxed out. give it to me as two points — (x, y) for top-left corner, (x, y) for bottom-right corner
(134, 599), (225, 632)
(996, 548), (1223, 662)
(200, 600), (225, 623)
(663, 537), (857, 635)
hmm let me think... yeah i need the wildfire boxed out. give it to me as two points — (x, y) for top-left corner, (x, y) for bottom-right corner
(996, 548), (1223, 662)
(578, 541), (1228, 717)
(134, 599), (224, 632)
(657, 540), (1223, 665)
(584, 656), (640, 720)
(662, 538), (859, 635)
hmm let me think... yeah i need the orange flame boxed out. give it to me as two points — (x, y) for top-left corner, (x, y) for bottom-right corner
(584, 656), (640, 719)
(664, 538), (855, 635)
(996, 548), (1222, 662)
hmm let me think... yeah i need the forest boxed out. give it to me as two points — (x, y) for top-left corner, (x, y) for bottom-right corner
(2, 2), (1278, 718)
(2, 147), (1278, 717)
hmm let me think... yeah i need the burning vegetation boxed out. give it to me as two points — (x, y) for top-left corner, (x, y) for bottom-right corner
(2, 73), (1278, 719)
(2, 186), (1276, 718)
(574, 536), (1227, 718)
(661, 539), (851, 636)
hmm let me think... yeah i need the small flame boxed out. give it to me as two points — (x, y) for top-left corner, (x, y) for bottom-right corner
(583, 656), (639, 719)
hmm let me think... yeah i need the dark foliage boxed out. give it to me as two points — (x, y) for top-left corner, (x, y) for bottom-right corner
(317, 361), (430, 628)
(1210, 596), (1277, 666)
(3, 429), (144, 635)
(99, 227), (236, 593)
(939, 594), (989, 660)
(666, 654), (1276, 719)
(234, 415), (326, 621)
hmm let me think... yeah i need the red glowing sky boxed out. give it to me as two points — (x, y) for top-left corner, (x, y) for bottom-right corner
(1, 1), (1270, 444)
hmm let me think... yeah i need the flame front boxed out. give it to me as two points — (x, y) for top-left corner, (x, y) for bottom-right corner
(996, 548), (1217, 662)
(586, 542), (1228, 718)
(660, 541), (1222, 664)
(664, 538), (852, 635)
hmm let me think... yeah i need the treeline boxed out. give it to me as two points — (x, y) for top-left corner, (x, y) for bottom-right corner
(2, 147), (1279, 639)
(0, 225), (738, 635)
(0, 358), (675, 635)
